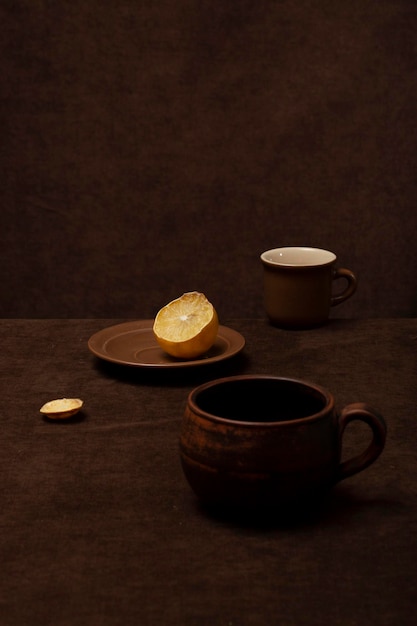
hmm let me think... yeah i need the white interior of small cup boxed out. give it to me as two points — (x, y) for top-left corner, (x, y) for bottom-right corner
(261, 247), (336, 267)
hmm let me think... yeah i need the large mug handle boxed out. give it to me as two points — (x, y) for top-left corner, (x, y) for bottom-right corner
(336, 402), (387, 482)
(331, 268), (357, 306)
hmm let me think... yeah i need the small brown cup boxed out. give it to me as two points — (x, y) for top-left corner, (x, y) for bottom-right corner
(180, 376), (386, 512)
(260, 247), (357, 328)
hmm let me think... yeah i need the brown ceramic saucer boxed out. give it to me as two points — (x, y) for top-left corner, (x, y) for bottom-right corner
(88, 320), (245, 368)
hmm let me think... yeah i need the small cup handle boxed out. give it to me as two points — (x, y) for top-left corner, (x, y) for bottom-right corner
(337, 402), (387, 482)
(331, 268), (357, 307)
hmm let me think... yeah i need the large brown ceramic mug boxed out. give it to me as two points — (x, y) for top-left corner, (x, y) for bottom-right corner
(180, 375), (386, 511)
(260, 247), (357, 328)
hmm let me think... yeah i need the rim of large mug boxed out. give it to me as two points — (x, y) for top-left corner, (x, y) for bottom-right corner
(187, 375), (334, 427)
(260, 247), (336, 268)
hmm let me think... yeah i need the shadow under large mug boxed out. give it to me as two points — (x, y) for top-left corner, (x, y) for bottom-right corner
(260, 247), (357, 329)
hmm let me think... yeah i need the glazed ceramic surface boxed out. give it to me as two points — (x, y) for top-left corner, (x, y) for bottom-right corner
(88, 321), (245, 368)
(260, 247), (357, 328)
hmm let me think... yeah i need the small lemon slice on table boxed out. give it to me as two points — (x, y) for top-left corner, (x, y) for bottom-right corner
(153, 291), (219, 359)
(40, 398), (83, 419)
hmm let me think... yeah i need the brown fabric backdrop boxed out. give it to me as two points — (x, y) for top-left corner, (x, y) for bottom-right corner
(1, 1), (416, 319)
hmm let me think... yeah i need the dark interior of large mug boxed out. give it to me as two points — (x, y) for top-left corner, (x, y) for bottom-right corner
(193, 377), (327, 423)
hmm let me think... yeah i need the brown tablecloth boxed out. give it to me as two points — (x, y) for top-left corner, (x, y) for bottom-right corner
(1, 318), (416, 625)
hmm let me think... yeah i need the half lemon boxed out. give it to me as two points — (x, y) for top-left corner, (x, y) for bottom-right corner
(153, 291), (219, 359)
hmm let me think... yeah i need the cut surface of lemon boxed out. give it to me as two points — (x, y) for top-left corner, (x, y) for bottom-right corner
(40, 398), (83, 419)
(153, 292), (219, 359)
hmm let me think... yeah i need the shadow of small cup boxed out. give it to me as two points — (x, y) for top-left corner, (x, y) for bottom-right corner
(180, 376), (386, 518)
